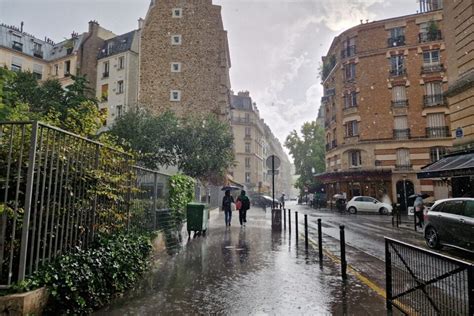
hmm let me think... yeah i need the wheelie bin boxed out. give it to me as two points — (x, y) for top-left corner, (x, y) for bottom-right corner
(186, 203), (209, 236)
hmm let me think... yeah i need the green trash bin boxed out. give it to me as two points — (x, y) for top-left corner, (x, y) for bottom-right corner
(186, 203), (209, 236)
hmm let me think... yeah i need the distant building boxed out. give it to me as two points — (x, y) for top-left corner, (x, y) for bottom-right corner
(316, 7), (451, 211)
(139, 0), (232, 119)
(0, 21), (115, 92)
(96, 30), (140, 130)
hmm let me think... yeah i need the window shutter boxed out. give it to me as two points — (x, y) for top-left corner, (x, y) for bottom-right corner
(394, 116), (408, 129)
(392, 86), (406, 101)
(427, 113), (445, 127)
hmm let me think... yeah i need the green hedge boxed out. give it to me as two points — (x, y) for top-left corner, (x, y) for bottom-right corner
(13, 233), (152, 314)
(169, 174), (195, 223)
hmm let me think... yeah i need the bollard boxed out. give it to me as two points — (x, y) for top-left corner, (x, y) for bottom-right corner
(340, 225), (347, 281)
(318, 219), (323, 262)
(304, 214), (308, 251)
(295, 211), (298, 237)
(283, 208), (286, 230)
(288, 209), (291, 235)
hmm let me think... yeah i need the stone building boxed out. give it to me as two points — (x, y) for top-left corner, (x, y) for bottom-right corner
(0, 21), (115, 93)
(139, 0), (232, 119)
(316, 7), (452, 211)
(96, 30), (140, 130)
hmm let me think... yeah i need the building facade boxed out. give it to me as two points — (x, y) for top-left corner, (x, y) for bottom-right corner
(317, 8), (452, 211)
(0, 21), (115, 92)
(96, 30), (140, 129)
(139, 0), (232, 119)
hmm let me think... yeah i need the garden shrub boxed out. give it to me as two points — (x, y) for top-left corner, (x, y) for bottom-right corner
(13, 233), (152, 314)
(168, 174), (195, 223)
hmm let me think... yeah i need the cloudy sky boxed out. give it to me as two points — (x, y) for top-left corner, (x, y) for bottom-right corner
(1, 0), (419, 148)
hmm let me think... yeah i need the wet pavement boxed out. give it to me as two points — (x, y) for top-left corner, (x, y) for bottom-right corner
(97, 206), (387, 315)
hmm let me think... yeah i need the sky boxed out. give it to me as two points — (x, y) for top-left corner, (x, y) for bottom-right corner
(0, 0), (419, 153)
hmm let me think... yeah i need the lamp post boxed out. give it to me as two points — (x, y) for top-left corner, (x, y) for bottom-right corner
(402, 175), (408, 214)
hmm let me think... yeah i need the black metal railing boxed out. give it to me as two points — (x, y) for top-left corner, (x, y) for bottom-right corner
(395, 163), (412, 171)
(33, 49), (44, 59)
(422, 63), (444, 74)
(385, 237), (474, 315)
(387, 36), (405, 47)
(390, 68), (407, 77)
(426, 126), (450, 138)
(331, 140), (337, 149)
(393, 129), (410, 140)
(0, 121), (171, 287)
(391, 99), (408, 107)
(423, 94), (445, 107)
(102, 71), (109, 78)
(419, 30), (442, 43)
(341, 45), (356, 59)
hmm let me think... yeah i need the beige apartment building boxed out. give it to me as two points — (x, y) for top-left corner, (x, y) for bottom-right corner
(96, 30), (140, 130)
(139, 0), (232, 119)
(0, 21), (115, 92)
(316, 7), (452, 211)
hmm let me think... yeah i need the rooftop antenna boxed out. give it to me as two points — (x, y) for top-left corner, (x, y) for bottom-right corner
(20, 21), (24, 32)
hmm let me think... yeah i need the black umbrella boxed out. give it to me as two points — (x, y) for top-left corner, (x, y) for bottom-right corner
(221, 185), (241, 191)
(408, 193), (430, 200)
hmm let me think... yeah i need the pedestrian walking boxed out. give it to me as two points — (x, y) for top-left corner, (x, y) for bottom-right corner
(222, 190), (235, 226)
(236, 190), (251, 226)
(280, 193), (285, 208)
(414, 195), (424, 229)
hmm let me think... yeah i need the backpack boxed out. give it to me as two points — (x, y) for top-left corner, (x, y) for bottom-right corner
(223, 196), (232, 209)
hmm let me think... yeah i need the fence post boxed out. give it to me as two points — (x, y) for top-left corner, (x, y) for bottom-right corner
(153, 173), (158, 231)
(283, 207), (286, 230)
(385, 239), (393, 313)
(295, 211), (298, 237)
(304, 214), (308, 251)
(288, 209), (291, 235)
(318, 218), (323, 262)
(340, 225), (347, 281)
(91, 144), (100, 242)
(18, 121), (39, 281)
(468, 266), (474, 316)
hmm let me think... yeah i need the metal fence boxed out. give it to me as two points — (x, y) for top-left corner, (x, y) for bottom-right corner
(385, 237), (474, 315)
(0, 121), (171, 287)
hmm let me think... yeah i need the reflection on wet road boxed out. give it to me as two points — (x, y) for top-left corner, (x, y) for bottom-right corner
(97, 208), (386, 315)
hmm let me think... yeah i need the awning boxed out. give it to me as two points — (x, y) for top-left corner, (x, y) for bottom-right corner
(314, 169), (392, 182)
(417, 151), (474, 179)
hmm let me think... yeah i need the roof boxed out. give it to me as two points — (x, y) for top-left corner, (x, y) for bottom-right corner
(97, 30), (136, 59)
(417, 151), (474, 179)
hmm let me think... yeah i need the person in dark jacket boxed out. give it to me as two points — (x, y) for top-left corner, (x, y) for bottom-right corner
(222, 190), (234, 226)
(236, 190), (251, 226)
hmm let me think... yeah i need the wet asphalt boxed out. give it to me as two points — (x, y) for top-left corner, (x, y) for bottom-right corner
(97, 205), (387, 315)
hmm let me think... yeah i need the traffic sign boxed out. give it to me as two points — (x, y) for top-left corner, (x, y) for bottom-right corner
(266, 155), (281, 170)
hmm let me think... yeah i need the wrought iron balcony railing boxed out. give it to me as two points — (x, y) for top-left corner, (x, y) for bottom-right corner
(421, 63), (444, 74)
(391, 99), (409, 107)
(387, 36), (405, 47)
(390, 68), (407, 77)
(419, 30), (442, 43)
(426, 126), (450, 138)
(423, 94), (446, 107)
(393, 129), (411, 140)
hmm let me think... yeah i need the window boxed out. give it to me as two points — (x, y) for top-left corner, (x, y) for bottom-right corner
(171, 35), (182, 45)
(101, 84), (108, 101)
(245, 157), (251, 168)
(118, 56), (125, 70)
(33, 64), (43, 80)
(396, 148), (411, 168)
(440, 200), (464, 215)
(464, 201), (474, 218)
(64, 60), (71, 76)
(116, 105), (123, 118)
(117, 80), (124, 94)
(171, 62), (181, 72)
(423, 50), (440, 65)
(103, 61), (109, 78)
(345, 120), (358, 137)
(345, 63), (356, 81)
(33, 42), (43, 58)
(12, 38), (23, 52)
(430, 147), (447, 162)
(54, 64), (59, 76)
(392, 86), (407, 106)
(425, 82), (443, 96)
(388, 27), (405, 46)
(172, 8), (182, 17)
(349, 151), (362, 167)
(245, 172), (251, 183)
(245, 113), (250, 123)
(344, 91), (357, 108)
(390, 55), (405, 76)
(425, 82), (444, 106)
(11, 64), (21, 72)
(245, 143), (251, 153)
(394, 116), (409, 139)
(245, 127), (251, 137)
(426, 113), (448, 137)
(170, 90), (181, 101)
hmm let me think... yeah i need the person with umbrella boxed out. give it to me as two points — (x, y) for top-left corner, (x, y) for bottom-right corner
(412, 193), (428, 229)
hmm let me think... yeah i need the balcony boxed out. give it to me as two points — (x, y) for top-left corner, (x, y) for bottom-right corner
(423, 94), (446, 107)
(341, 45), (356, 59)
(102, 71), (109, 78)
(421, 63), (444, 74)
(390, 68), (407, 77)
(33, 49), (44, 59)
(12, 41), (23, 52)
(387, 36), (405, 47)
(232, 117), (254, 125)
(395, 163), (413, 171)
(326, 140), (337, 151)
(391, 99), (409, 107)
(419, 30), (442, 43)
(331, 140), (337, 149)
(393, 129), (411, 140)
(426, 126), (450, 138)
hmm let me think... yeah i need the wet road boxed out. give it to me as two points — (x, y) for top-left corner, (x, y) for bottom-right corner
(97, 207), (386, 315)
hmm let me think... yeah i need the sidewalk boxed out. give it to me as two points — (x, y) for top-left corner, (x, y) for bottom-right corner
(97, 207), (388, 315)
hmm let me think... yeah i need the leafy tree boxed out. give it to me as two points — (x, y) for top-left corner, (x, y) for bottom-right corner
(285, 121), (325, 194)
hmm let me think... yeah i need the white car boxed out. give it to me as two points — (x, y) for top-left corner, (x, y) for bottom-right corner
(346, 196), (392, 215)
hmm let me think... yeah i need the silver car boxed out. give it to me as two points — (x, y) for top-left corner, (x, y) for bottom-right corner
(424, 198), (474, 253)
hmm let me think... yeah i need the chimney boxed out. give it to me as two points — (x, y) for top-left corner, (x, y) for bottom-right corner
(138, 18), (144, 29)
(88, 20), (99, 34)
(20, 21), (24, 32)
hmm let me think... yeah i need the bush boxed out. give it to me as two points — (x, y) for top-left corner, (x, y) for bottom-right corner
(169, 174), (195, 223)
(13, 233), (152, 314)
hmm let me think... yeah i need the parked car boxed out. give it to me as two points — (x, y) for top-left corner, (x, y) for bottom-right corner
(346, 196), (393, 214)
(251, 195), (278, 208)
(424, 198), (474, 253)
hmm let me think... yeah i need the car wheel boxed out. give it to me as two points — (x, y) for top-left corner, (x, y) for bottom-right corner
(348, 207), (357, 214)
(379, 207), (388, 215)
(425, 226), (441, 250)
